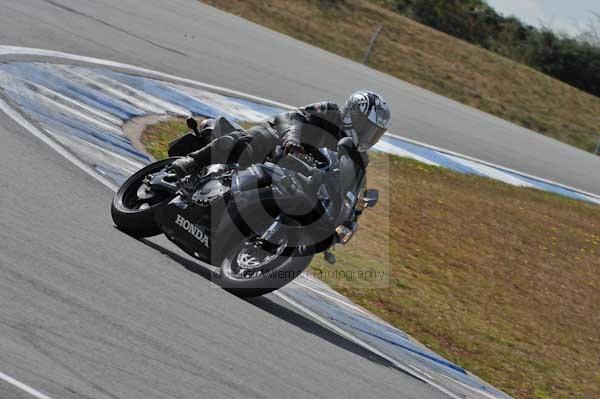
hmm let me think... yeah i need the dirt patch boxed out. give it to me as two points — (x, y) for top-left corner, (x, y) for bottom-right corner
(122, 115), (175, 160)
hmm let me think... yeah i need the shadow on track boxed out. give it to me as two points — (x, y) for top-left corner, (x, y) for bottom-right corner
(136, 236), (414, 375)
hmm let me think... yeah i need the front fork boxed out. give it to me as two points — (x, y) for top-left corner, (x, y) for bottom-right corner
(250, 215), (286, 254)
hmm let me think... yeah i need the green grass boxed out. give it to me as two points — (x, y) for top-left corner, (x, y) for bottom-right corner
(201, 0), (600, 153)
(140, 117), (196, 159)
(142, 118), (600, 399)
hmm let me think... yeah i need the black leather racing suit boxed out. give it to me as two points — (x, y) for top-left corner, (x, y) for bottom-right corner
(182, 102), (345, 169)
(174, 102), (369, 235)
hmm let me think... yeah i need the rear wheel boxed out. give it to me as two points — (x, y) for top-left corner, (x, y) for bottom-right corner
(218, 229), (313, 297)
(111, 158), (178, 237)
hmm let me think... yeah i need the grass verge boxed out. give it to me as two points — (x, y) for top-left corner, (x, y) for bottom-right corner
(201, 0), (600, 153)
(142, 118), (600, 399)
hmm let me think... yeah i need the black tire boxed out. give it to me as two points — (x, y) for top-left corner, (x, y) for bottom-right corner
(217, 229), (313, 297)
(111, 158), (178, 237)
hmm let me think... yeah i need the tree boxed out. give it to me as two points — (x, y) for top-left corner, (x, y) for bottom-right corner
(577, 12), (600, 47)
(384, 0), (600, 97)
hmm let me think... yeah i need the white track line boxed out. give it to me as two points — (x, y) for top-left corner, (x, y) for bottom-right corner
(25, 87), (123, 135)
(390, 134), (600, 201)
(0, 97), (118, 192)
(26, 80), (124, 127)
(290, 279), (377, 318)
(418, 366), (504, 399)
(0, 371), (55, 399)
(374, 140), (440, 166)
(0, 46), (294, 111)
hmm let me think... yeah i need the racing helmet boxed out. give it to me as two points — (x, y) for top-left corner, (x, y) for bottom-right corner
(341, 91), (391, 151)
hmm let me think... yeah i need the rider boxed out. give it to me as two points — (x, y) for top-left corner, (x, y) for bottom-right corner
(170, 91), (391, 177)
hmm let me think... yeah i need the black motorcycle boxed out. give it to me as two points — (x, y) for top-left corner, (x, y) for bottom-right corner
(111, 117), (379, 297)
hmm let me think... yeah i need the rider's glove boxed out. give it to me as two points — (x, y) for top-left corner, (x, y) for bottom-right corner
(283, 140), (305, 156)
(169, 156), (198, 178)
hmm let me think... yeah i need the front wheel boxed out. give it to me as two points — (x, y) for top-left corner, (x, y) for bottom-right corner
(111, 158), (178, 237)
(218, 229), (313, 297)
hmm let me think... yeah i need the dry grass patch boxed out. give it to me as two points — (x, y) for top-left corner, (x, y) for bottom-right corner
(202, 0), (600, 152)
(315, 153), (600, 399)
(140, 117), (198, 159)
(143, 118), (600, 399)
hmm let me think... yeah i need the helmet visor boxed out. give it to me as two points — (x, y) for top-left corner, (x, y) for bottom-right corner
(351, 111), (388, 151)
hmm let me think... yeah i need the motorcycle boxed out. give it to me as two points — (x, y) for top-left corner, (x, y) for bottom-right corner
(111, 117), (379, 297)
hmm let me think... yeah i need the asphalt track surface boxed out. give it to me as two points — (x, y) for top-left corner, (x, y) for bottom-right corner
(0, 0), (599, 195)
(0, 1), (590, 398)
(0, 107), (454, 399)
